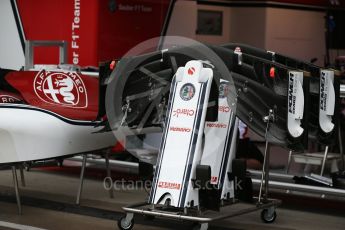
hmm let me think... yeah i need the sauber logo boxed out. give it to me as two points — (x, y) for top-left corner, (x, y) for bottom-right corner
(0, 95), (21, 103)
(158, 181), (181, 190)
(170, 126), (191, 132)
(173, 108), (195, 117)
(34, 70), (88, 108)
(187, 67), (196, 75)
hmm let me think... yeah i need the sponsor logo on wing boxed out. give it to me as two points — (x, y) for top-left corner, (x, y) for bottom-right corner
(320, 73), (327, 111)
(288, 73), (296, 114)
(206, 123), (227, 128)
(34, 70), (88, 108)
(169, 126), (191, 132)
(219, 106), (230, 113)
(173, 108), (195, 117)
(158, 181), (181, 190)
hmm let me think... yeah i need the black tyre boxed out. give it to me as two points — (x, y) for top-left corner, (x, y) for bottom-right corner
(117, 215), (134, 230)
(261, 209), (277, 223)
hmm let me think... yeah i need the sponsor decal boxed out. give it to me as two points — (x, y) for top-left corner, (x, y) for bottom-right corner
(72, 0), (81, 65)
(288, 73), (296, 114)
(219, 105), (230, 113)
(206, 123), (227, 128)
(158, 181), (181, 190)
(0, 95), (21, 103)
(118, 4), (153, 12)
(320, 72), (327, 111)
(180, 83), (195, 101)
(187, 67), (196, 75)
(169, 126), (191, 132)
(33, 70), (88, 108)
(173, 108), (195, 117)
(211, 176), (218, 184)
(219, 82), (230, 98)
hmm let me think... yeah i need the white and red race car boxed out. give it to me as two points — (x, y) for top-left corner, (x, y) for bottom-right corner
(0, 65), (115, 164)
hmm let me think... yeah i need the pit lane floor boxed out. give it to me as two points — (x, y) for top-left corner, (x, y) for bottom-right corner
(0, 162), (344, 230)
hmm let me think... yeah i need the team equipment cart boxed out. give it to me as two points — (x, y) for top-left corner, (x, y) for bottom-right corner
(117, 60), (282, 230)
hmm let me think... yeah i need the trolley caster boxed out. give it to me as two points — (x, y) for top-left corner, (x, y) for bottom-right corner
(117, 214), (134, 230)
(261, 208), (277, 223)
(192, 222), (209, 230)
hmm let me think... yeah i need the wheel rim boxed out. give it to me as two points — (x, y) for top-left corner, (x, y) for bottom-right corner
(263, 210), (275, 222)
(120, 218), (131, 229)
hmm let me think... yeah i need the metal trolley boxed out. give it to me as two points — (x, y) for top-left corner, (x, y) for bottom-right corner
(117, 110), (280, 230)
(118, 198), (280, 230)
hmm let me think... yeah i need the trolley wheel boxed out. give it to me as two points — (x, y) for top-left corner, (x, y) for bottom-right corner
(261, 208), (277, 223)
(192, 222), (208, 230)
(117, 215), (134, 230)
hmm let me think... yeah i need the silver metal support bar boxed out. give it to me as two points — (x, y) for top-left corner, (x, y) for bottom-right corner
(105, 151), (114, 199)
(123, 198), (280, 223)
(25, 40), (68, 70)
(286, 150), (293, 174)
(264, 142), (271, 201)
(19, 165), (25, 187)
(76, 154), (87, 205)
(338, 122), (345, 171)
(320, 146), (329, 176)
(68, 156), (139, 174)
(11, 166), (22, 215)
(252, 179), (345, 198)
(258, 109), (274, 203)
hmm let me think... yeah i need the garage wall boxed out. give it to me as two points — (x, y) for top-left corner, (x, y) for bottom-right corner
(167, 1), (327, 66)
(265, 8), (326, 66)
(229, 7), (267, 49)
(166, 0), (197, 39)
(166, 0), (231, 45)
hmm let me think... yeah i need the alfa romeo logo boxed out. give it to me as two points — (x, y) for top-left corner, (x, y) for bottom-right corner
(33, 70), (88, 108)
(219, 82), (230, 98)
(180, 83), (195, 101)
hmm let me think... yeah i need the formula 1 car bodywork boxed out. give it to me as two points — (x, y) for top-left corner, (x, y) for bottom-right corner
(0, 66), (115, 164)
(107, 43), (312, 151)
